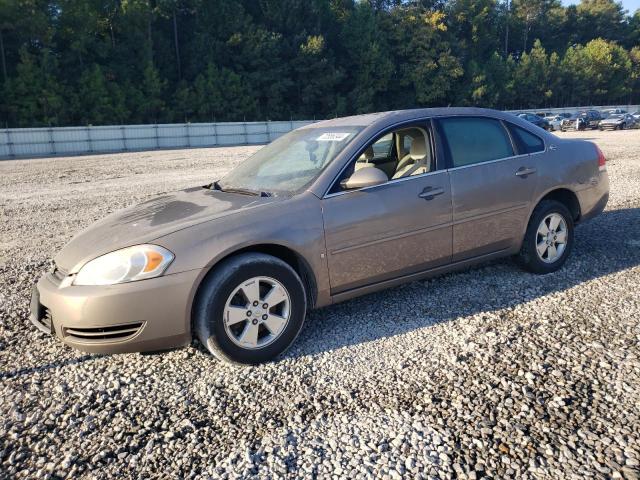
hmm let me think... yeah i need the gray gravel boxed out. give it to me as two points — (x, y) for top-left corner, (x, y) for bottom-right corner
(1, 131), (639, 479)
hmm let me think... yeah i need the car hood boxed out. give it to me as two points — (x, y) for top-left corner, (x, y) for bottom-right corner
(600, 118), (622, 123)
(55, 187), (278, 273)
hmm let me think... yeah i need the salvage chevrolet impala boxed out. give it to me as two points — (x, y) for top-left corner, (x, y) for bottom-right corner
(31, 108), (610, 364)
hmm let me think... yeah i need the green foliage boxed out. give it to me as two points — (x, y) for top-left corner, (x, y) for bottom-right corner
(74, 64), (128, 125)
(514, 40), (557, 107)
(3, 48), (65, 127)
(1, 0), (640, 127)
(578, 38), (632, 103)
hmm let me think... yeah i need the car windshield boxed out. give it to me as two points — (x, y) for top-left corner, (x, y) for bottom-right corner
(218, 126), (362, 195)
(608, 114), (623, 119)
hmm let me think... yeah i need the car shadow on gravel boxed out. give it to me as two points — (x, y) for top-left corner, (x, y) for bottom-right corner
(0, 354), (105, 380)
(287, 207), (640, 359)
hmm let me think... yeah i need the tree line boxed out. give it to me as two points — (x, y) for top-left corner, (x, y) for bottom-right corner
(1, 0), (640, 128)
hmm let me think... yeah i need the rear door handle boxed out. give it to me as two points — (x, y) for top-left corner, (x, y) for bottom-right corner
(418, 186), (445, 200)
(515, 167), (537, 178)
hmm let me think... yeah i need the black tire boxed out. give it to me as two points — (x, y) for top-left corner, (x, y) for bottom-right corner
(517, 200), (574, 274)
(193, 253), (307, 364)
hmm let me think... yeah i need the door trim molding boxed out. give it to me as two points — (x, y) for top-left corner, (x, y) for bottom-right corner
(330, 248), (511, 299)
(452, 203), (528, 225)
(330, 221), (452, 255)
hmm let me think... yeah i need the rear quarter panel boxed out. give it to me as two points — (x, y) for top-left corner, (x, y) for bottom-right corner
(529, 137), (607, 230)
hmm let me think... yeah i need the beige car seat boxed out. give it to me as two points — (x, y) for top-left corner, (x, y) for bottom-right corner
(392, 133), (429, 179)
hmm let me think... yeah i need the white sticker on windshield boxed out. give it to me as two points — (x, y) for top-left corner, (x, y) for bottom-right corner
(316, 132), (351, 142)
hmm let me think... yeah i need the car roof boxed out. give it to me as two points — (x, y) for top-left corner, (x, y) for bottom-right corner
(303, 107), (529, 129)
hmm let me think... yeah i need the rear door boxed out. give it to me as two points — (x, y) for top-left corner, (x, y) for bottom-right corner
(435, 116), (542, 262)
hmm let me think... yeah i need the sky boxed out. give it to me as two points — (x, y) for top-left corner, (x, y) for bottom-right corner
(562, 0), (640, 13)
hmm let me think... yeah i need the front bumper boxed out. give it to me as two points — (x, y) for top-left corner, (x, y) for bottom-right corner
(30, 268), (202, 354)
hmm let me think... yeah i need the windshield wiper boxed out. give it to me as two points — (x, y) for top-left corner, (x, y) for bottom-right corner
(205, 181), (271, 197)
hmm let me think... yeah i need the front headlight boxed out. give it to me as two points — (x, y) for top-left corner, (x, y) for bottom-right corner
(74, 245), (174, 286)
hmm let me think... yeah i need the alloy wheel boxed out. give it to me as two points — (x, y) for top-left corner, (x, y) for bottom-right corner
(536, 213), (568, 263)
(223, 276), (291, 349)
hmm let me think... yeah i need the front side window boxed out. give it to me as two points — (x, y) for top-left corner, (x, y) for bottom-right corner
(438, 117), (514, 168)
(219, 126), (362, 195)
(330, 124), (433, 194)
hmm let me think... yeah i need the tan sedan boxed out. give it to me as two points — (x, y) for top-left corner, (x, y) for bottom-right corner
(31, 108), (610, 364)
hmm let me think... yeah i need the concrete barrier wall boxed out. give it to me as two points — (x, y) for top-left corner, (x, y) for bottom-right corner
(2, 104), (638, 159)
(0, 120), (316, 159)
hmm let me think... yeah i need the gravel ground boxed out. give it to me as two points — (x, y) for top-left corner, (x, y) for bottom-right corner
(1, 130), (639, 479)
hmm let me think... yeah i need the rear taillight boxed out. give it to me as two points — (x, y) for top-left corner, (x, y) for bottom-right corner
(595, 145), (606, 170)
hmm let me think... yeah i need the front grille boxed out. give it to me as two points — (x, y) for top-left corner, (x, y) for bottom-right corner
(42, 308), (52, 329)
(52, 266), (68, 282)
(30, 286), (53, 334)
(31, 306), (53, 334)
(63, 322), (144, 342)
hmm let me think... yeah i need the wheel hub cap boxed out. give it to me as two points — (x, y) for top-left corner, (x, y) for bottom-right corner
(223, 276), (291, 350)
(535, 213), (568, 264)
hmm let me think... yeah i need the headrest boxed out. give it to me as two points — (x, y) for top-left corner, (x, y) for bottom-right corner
(410, 134), (427, 160)
(363, 146), (374, 160)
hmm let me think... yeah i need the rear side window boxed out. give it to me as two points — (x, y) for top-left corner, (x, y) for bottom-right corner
(438, 117), (514, 167)
(508, 124), (545, 154)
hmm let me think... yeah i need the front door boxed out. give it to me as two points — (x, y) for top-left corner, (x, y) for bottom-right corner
(322, 124), (453, 294)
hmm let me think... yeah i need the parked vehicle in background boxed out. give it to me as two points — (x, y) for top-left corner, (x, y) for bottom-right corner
(599, 113), (636, 130)
(517, 113), (551, 130)
(560, 110), (603, 131)
(544, 114), (572, 131)
(631, 111), (640, 120)
(30, 107), (609, 364)
(601, 108), (627, 118)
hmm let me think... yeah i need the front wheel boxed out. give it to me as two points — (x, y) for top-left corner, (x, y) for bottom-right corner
(194, 253), (307, 364)
(517, 200), (574, 274)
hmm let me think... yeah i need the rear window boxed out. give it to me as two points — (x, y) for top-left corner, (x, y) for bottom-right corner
(508, 124), (545, 154)
(438, 117), (514, 167)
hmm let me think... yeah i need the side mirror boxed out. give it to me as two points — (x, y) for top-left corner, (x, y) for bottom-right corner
(340, 167), (388, 190)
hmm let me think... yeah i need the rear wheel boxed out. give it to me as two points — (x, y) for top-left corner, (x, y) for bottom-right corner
(194, 253), (307, 364)
(517, 200), (574, 274)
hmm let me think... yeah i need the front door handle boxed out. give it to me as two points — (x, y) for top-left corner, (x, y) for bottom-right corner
(418, 186), (445, 200)
(515, 167), (537, 178)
